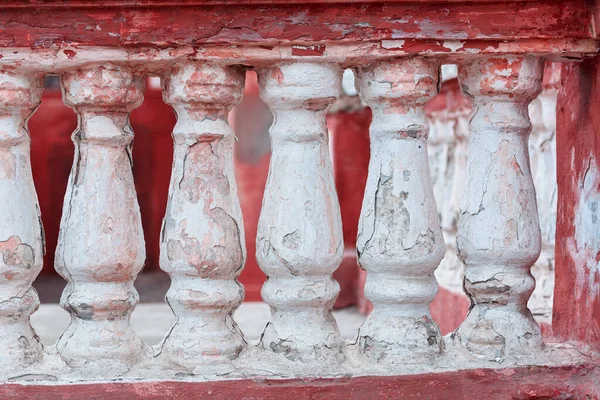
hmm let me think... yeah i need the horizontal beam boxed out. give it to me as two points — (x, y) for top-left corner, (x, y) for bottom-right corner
(0, 1), (593, 48)
(1, 364), (598, 399)
(0, 0), (548, 6)
(0, 40), (596, 74)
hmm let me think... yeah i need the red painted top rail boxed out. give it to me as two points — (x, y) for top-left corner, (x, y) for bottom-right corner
(0, 0), (595, 52)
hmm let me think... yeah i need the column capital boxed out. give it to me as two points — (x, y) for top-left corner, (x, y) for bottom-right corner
(163, 63), (244, 112)
(0, 71), (43, 114)
(355, 58), (439, 108)
(258, 62), (341, 112)
(459, 56), (543, 102)
(61, 64), (144, 111)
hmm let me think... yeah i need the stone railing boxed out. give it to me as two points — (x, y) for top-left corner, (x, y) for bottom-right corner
(426, 62), (558, 330)
(0, 0), (598, 397)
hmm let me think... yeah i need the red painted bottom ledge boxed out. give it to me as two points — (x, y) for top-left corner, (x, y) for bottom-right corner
(1, 364), (598, 400)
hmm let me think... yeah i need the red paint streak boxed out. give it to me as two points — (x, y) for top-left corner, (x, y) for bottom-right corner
(63, 49), (76, 59)
(270, 67), (284, 85)
(554, 59), (600, 349)
(291, 45), (325, 56)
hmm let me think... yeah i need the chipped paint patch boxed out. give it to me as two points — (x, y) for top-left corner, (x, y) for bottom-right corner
(381, 40), (405, 49)
(291, 45), (325, 56)
(442, 40), (464, 53)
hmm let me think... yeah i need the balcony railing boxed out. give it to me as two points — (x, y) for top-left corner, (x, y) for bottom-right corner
(0, 0), (598, 398)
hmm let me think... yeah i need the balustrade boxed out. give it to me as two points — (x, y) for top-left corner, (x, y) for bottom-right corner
(0, 1), (597, 394)
(55, 64), (150, 374)
(0, 54), (582, 380)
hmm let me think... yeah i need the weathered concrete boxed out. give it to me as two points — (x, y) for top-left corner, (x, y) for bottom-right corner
(55, 64), (149, 375)
(256, 62), (346, 366)
(157, 63), (247, 371)
(1, 364), (599, 400)
(30, 303), (368, 346)
(454, 56), (543, 361)
(355, 58), (445, 362)
(554, 59), (600, 350)
(0, 70), (45, 376)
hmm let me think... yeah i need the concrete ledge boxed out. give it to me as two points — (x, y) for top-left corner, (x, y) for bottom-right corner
(1, 364), (598, 399)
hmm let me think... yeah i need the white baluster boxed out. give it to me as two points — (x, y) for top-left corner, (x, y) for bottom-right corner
(157, 64), (246, 371)
(56, 65), (149, 373)
(256, 63), (345, 365)
(0, 71), (44, 376)
(355, 58), (445, 362)
(527, 62), (559, 322)
(455, 56), (543, 361)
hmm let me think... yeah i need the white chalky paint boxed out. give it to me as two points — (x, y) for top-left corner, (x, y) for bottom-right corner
(157, 63), (247, 372)
(355, 58), (446, 362)
(0, 59), (593, 384)
(256, 62), (346, 365)
(527, 78), (558, 321)
(568, 156), (600, 304)
(0, 71), (45, 375)
(55, 64), (150, 375)
(454, 56), (544, 362)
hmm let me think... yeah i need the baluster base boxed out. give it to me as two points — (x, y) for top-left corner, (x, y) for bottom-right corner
(0, 288), (44, 375)
(357, 307), (444, 363)
(453, 305), (542, 362)
(157, 279), (246, 371)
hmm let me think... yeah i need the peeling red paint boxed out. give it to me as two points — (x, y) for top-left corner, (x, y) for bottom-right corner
(0, 1), (593, 48)
(63, 49), (76, 59)
(0, 364), (598, 399)
(554, 59), (600, 350)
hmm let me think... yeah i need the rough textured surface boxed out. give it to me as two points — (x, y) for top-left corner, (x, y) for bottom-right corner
(157, 63), (247, 372)
(355, 58), (445, 362)
(0, 70), (45, 376)
(0, 0), (598, 391)
(454, 56), (543, 362)
(1, 364), (599, 399)
(31, 303), (367, 346)
(0, 1), (593, 49)
(424, 69), (557, 330)
(55, 64), (149, 375)
(256, 62), (346, 365)
(554, 59), (600, 350)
